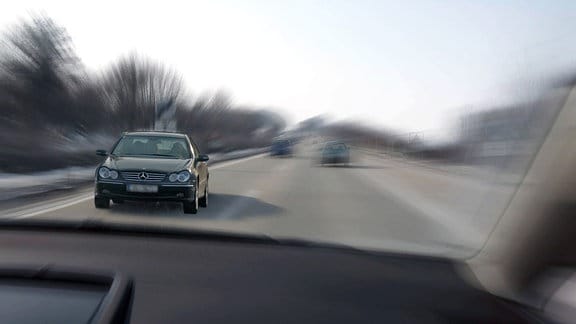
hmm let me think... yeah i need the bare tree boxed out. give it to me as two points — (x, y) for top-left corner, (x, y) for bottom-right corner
(0, 14), (287, 172)
(0, 15), (82, 129)
(100, 54), (184, 131)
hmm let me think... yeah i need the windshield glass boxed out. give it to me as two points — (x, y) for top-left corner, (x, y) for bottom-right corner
(324, 144), (347, 152)
(272, 140), (290, 148)
(112, 136), (191, 159)
(0, 1), (572, 259)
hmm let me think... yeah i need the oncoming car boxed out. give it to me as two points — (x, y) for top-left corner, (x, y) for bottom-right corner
(94, 131), (209, 214)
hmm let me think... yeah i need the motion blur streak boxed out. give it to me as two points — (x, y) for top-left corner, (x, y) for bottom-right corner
(2, 10), (576, 323)
(0, 15), (285, 173)
(0, 11), (571, 259)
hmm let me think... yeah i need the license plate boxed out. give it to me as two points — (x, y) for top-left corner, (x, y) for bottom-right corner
(127, 184), (158, 193)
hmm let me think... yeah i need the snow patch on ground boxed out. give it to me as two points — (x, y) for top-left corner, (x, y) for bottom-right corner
(0, 147), (268, 201)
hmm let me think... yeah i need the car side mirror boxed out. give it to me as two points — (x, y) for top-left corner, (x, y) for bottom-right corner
(96, 150), (108, 157)
(197, 154), (209, 162)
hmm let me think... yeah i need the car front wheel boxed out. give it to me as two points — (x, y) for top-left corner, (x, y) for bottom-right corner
(199, 182), (208, 208)
(94, 197), (110, 209)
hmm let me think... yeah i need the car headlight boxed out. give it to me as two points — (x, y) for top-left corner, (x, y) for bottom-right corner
(98, 167), (111, 179)
(168, 173), (178, 182)
(177, 171), (191, 183)
(98, 167), (118, 180)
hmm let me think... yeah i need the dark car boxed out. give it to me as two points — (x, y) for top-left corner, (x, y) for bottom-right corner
(94, 131), (209, 214)
(320, 141), (350, 165)
(270, 139), (293, 157)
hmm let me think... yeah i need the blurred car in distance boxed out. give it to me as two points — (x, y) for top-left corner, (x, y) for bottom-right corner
(320, 141), (350, 166)
(270, 139), (293, 157)
(94, 131), (209, 214)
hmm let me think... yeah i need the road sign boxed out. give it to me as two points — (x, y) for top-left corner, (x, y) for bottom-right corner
(155, 99), (177, 131)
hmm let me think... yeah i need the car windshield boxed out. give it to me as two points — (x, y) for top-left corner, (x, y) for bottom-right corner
(324, 144), (346, 152)
(112, 136), (191, 159)
(273, 140), (290, 148)
(0, 1), (574, 260)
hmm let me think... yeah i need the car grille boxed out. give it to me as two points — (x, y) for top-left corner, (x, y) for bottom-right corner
(120, 171), (166, 182)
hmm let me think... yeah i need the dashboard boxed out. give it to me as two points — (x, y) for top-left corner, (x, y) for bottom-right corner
(0, 225), (547, 323)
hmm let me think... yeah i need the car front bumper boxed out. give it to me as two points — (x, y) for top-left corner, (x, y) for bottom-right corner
(95, 181), (196, 202)
(321, 156), (349, 164)
(270, 149), (291, 156)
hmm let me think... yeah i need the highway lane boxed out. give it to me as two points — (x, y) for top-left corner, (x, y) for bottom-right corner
(0, 146), (505, 257)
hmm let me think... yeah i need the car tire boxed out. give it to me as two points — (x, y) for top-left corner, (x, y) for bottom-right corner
(183, 190), (198, 214)
(112, 199), (124, 204)
(199, 182), (208, 208)
(95, 197), (110, 209)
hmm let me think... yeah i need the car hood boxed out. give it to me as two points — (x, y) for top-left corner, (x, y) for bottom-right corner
(103, 156), (191, 173)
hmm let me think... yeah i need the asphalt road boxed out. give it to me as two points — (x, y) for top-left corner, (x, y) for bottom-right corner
(0, 145), (515, 257)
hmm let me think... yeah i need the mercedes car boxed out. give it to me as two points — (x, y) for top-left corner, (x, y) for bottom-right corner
(94, 131), (209, 214)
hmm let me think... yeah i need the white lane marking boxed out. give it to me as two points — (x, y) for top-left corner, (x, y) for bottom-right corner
(4, 154), (267, 219)
(9, 194), (93, 219)
(210, 153), (266, 170)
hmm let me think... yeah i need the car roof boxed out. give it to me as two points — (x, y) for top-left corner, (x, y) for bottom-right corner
(123, 131), (188, 138)
(324, 141), (346, 146)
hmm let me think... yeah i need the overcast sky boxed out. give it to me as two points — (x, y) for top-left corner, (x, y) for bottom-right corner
(1, 0), (575, 135)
